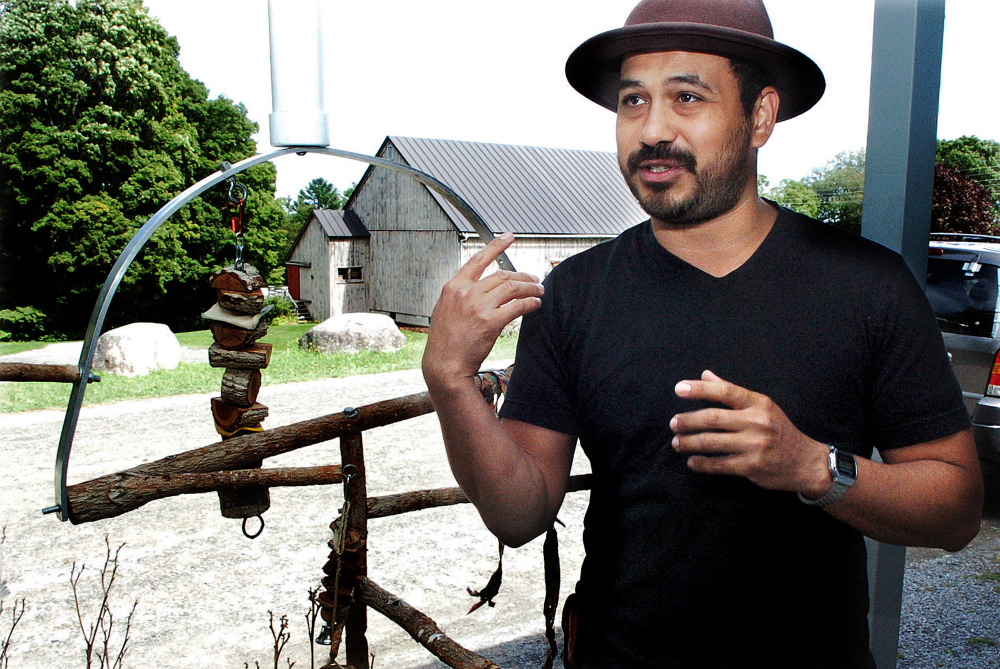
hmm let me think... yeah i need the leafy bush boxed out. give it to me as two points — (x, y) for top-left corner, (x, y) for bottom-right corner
(0, 306), (50, 342)
(263, 295), (297, 325)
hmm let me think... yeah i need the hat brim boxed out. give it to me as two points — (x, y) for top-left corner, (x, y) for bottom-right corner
(566, 22), (825, 122)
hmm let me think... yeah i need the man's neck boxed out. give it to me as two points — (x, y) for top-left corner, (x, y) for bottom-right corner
(651, 196), (778, 278)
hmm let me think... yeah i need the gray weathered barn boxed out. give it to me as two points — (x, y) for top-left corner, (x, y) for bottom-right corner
(284, 136), (646, 326)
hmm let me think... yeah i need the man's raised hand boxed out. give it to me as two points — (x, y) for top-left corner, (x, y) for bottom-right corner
(422, 233), (544, 393)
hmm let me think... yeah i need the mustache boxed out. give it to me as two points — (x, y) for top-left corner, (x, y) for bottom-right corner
(625, 143), (697, 174)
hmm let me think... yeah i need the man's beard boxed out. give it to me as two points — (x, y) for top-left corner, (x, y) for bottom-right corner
(620, 120), (755, 227)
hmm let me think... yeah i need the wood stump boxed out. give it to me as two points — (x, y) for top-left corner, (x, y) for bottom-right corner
(221, 368), (262, 407)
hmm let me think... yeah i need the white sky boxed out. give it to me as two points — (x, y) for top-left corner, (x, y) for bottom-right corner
(143, 0), (1000, 200)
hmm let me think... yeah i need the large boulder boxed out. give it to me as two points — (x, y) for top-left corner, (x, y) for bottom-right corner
(94, 323), (181, 377)
(300, 313), (406, 354)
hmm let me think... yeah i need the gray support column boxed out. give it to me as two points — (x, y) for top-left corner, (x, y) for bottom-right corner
(860, 1), (946, 667)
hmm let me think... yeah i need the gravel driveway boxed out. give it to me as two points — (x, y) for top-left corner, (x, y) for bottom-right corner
(0, 345), (997, 668)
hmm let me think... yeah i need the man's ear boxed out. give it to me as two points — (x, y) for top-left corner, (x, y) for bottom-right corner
(751, 87), (780, 149)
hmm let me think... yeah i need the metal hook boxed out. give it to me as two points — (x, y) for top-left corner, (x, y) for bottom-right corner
(341, 463), (357, 506)
(228, 180), (248, 205)
(242, 514), (265, 539)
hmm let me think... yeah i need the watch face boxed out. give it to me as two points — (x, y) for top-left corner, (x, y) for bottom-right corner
(835, 451), (858, 478)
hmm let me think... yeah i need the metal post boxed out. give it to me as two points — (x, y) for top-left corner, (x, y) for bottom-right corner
(860, 1), (946, 667)
(267, 0), (329, 147)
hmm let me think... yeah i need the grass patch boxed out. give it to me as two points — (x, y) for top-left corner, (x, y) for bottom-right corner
(0, 325), (519, 414)
(0, 340), (48, 355)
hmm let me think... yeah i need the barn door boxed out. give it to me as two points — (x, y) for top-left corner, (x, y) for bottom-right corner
(287, 265), (300, 300)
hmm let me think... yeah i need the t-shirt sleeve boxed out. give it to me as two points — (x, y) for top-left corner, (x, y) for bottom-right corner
(498, 271), (579, 436)
(867, 255), (971, 450)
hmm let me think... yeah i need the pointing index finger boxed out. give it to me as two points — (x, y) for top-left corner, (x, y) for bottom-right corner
(674, 370), (756, 409)
(459, 232), (515, 280)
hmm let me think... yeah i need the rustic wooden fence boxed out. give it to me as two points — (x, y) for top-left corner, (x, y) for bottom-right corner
(2, 362), (591, 669)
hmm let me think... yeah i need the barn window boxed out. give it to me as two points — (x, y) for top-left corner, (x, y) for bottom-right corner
(337, 266), (364, 283)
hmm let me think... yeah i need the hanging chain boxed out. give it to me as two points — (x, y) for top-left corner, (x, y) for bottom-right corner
(226, 178), (249, 271)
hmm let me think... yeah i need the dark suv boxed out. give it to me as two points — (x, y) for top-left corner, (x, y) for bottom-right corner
(926, 232), (1000, 486)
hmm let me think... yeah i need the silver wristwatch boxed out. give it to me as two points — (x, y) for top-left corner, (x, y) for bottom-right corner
(798, 444), (857, 508)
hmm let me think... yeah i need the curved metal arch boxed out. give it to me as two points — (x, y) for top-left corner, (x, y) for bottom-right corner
(47, 146), (514, 521)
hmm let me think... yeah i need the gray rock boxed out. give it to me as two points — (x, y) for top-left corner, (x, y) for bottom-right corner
(93, 322), (181, 377)
(299, 313), (406, 354)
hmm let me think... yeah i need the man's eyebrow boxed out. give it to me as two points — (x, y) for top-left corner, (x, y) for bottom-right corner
(666, 73), (715, 92)
(618, 74), (716, 93)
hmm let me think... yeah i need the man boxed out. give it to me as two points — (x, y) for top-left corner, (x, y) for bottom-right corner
(422, 0), (983, 667)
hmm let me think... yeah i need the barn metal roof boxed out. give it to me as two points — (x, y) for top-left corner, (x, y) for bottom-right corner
(360, 136), (647, 237)
(314, 209), (370, 238)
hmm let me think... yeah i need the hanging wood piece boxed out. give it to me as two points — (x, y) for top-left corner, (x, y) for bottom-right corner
(210, 318), (268, 350)
(218, 288), (264, 315)
(221, 368), (262, 407)
(209, 264), (265, 293)
(211, 397), (269, 432)
(208, 342), (272, 369)
(318, 528), (366, 616)
(217, 457), (270, 519)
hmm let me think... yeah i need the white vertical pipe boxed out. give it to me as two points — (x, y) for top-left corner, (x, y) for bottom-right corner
(268, 0), (330, 147)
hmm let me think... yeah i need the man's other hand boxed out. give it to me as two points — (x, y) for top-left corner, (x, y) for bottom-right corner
(422, 232), (544, 392)
(669, 369), (831, 497)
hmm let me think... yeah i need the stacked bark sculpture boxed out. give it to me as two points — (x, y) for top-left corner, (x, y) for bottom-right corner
(203, 264), (274, 521)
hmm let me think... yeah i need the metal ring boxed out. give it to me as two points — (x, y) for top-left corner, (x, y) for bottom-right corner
(242, 515), (265, 539)
(342, 463), (357, 482)
(228, 181), (248, 205)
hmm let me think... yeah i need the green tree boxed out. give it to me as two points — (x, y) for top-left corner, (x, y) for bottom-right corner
(766, 178), (821, 219)
(279, 178), (352, 256)
(0, 0), (286, 336)
(803, 149), (866, 234)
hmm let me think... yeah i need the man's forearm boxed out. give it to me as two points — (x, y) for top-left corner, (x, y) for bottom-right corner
(825, 447), (982, 551)
(427, 376), (566, 547)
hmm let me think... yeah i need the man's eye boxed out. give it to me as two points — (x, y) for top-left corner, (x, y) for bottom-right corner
(620, 94), (645, 108)
(677, 92), (701, 103)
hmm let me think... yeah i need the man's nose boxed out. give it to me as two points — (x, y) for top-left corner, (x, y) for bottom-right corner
(639, 102), (678, 147)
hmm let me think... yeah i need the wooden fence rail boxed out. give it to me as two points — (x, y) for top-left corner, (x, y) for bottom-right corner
(0, 362), (83, 384)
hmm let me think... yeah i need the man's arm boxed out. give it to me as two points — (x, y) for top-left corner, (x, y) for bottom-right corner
(422, 233), (576, 547)
(670, 370), (983, 551)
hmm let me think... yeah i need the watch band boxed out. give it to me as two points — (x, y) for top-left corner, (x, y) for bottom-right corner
(798, 444), (857, 508)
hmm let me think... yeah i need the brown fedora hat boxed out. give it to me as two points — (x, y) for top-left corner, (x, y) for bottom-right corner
(565, 0), (825, 122)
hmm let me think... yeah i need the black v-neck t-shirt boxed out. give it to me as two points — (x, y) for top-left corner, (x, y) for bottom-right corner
(500, 207), (969, 668)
